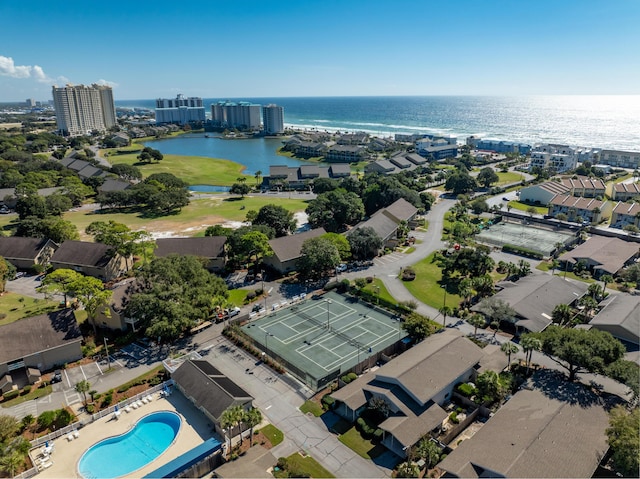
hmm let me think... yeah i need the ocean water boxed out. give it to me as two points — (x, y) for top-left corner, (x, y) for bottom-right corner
(117, 95), (640, 151)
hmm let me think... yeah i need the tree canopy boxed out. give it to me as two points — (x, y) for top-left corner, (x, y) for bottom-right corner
(535, 326), (625, 382)
(347, 227), (383, 260)
(306, 189), (365, 232)
(477, 167), (500, 188)
(606, 406), (639, 478)
(253, 204), (296, 237)
(402, 312), (437, 343)
(125, 255), (228, 341)
(297, 237), (341, 279)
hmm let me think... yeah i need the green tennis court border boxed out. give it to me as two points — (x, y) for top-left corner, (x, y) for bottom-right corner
(241, 291), (408, 391)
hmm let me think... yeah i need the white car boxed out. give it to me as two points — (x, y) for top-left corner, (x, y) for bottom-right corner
(336, 263), (348, 272)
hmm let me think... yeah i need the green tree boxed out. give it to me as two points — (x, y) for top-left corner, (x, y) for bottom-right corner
(476, 370), (506, 404)
(306, 190), (365, 232)
(38, 268), (80, 304)
(72, 274), (113, 336)
(536, 326), (625, 381)
(396, 461), (420, 478)
(85, 220), (150, 271)
(520, 334), (542, 375)
(600, 274), (613, 293)
(469, 198), (489, 215)
(402, 312), (436, 343)
(243, 408), (263, 446)
(75, 379), (91, 406)
(477, 167), (500, 188)
(414, 438), (441, 470)
(445, 171), (478, 195)
(253, 204), (296, 237)
(551, 303), (573, 326)
(347, 227), (383, 260)
(0, 256), (11, 293)
(501, 342), (519, 368)
(297, 237), (341, 279)
(439, 305), (453, 328)
(322, 232), (351, 261)
(475, 297), (515, 329)
(239, 231), (272, 266)
(110, 163), (142, 181)
(606, 406), (639, 478)
(230, 182), (251, 197)
(0, 415), (20, 443)
(45, 193), (73, 216)
(467, 313), (486, 338)
(605, 360), (640, 404)
(0, 451), (24, 477)
(254, 170), (262, 188)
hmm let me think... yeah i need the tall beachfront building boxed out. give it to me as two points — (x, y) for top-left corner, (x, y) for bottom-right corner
(211, 100), (261, 130)
(262, 104), (285, 134)
(52, 84), (116, 136)
(155, 94), (206, 125)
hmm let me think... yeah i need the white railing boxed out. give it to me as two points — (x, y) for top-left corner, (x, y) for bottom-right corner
(29, 380), (173, 448)
(13, 466), (38, 479)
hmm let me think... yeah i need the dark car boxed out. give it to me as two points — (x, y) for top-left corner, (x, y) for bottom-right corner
(51, 370), (62, 383)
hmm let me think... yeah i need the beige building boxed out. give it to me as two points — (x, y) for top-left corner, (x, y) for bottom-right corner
(612, 182), (640, 201)
(50, 240), (127, 281)
(0, 309), (82, 389)
(610, 202), (640, 229)
(548, 195), (611, 223)
(52, 83), (116, 136)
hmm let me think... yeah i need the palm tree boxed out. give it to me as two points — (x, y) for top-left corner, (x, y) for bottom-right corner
(75, 379), (91, 406)
(458, 278), (473, 308)
(254, 170), (262, 188)
(229, 405), (245, 445)
(439, 305), (453, 328)
(520, 335), (542, 376)
(237, 176), (247, 184)
(517, 259), (531, 278)
(220, 408), (235, 453)
(0, 452), (23, 478)
(552, 303), (573, 326)
(550, 259), (560, 275)
(600, 274), (613, 294)
(243, 408), (263, 446)
(414, 438), (441, 470)
(500, 342), (519, 370)
(467, 314), (486, 338)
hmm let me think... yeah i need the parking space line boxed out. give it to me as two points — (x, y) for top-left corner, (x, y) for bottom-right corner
(95, 361), (103, 375)
(63, 369), (71, 388)
(80, 365), (87, 381)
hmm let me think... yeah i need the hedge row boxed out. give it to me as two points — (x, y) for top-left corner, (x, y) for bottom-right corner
(502, 244), (543, 259)
(356, 417), (383, 441)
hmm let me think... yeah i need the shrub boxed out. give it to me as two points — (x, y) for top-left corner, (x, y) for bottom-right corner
(3, 389), (20, 400)
(21, 385), (32, 395)
(54, 408), (74, 428)
(449, 412), (459, 424)
(276, 457), (289, 469)
(341, 374), (352, 384)
(401, 267), (416, 281)
(101, 393), (113, 408)
(0, 313), (6, 320)
(85, 404), (95, 414)
(366, 276), (374, 283)
(456, 383), (477, 397)
(37, 411), (57, 430)
(321, 394), (335, 410)
(502, 244), (543, 259)
(246, 291), (256, 300)
(373, 428), (384, 442)
(346, 372), (357, 381)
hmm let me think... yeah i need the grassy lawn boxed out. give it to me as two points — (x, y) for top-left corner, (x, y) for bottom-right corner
(61, 196), (310, 239)
(363, 278), (395, 305)
(259, 424), (284, 446)
(402, 253), (462, 309)
(102, 142), (251, 186)
(278, 453), (335, 478)
(1, 384), (53, 408)
(227, 289), (250, 307)
(337, 426), (386, 460)
(300, 400), (325, 417)
(507, 200), (548, 215)
(495, 171), (525, 185)
(0, 293), (60, 326)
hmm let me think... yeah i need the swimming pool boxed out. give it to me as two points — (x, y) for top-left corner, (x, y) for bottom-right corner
(78, 411), (181, 479)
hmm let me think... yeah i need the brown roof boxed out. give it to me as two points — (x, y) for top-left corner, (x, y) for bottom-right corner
(559, 236), (640, 275)
(0, 309), (82, 364)
(561, 175), (606, 191)
(549, 194), (607, 211)
(267, 228), (326, 262)
(590, 294), (640, 344)
(51, 241), (113, 267)
(613, 201), (640, 216)
(384, 198), (419, 223)
(155, 236), (227, 259)
(439, 375), (611, 478)
(0, 237), (54, 261)
(613, 182), (640, 194)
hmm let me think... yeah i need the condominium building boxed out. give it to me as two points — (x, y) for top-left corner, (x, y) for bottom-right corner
(155, 94), (206, 125)
(529, 144), (578, 172)
(211, 101), (261, 130)
(52, 84), (116, 136)
(598, 149), (640, 169)
(262, 104), (284, 134)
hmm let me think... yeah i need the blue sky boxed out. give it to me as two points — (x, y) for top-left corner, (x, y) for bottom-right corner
(1, 0), (638, 101)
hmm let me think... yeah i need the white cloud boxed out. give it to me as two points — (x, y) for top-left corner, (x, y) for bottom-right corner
(0, 55), (68, 84)
(96, 79), (119, 88)
(0, 55), (32, 78)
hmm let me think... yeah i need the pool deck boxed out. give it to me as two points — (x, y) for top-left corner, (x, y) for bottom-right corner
(33, 392), (217, 479)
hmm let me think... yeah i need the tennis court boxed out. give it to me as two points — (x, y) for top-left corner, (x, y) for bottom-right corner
(476, 221), (575, 257)
(241, 291), (407, 390)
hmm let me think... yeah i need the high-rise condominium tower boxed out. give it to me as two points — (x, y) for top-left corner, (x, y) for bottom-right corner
(262, 104), (285, 134)
(52, 84), (116, 137)
(155, 94), (206, 125)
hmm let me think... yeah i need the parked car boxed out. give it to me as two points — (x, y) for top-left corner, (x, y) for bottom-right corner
(336, 263), (348, 272)
(51, 370), (62, 383)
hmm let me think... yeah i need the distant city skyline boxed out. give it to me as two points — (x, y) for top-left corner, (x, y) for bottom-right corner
(1, 0), (639, 102)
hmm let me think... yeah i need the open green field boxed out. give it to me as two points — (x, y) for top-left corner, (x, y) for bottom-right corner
(495, 171), (525, 185)
(0, 293), (60, 326)
(507, 200), (548, 215)
(102, 144), (251, 186)
(403, 252), (462, 310)
(0, 196), (310, 239)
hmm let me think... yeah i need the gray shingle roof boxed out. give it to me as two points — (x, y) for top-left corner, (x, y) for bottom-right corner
(559, 236), (640, 276)
(171, 360), (253, 421)
(589, 294), (640, 344)
(267, 228), (326, 263)
(155, 236), (226, 259)
(51, 241), (113, 268)
(0, 309), (82, 364)
(384, 198), (418, 223)
(0, 237), (52, 261)
(438, 378), (610, 478)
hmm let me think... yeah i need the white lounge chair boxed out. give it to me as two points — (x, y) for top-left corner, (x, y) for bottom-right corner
(141, 397), (148, 404)
(146, 394), (153, 402)
(136, 400), (144, 407)
(131, 402), (138, 409)
(39, 460), (53, 470)
(73, 430), (80, 439)
(124, 405), (132, 413)
(66, 433), (74, 442)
